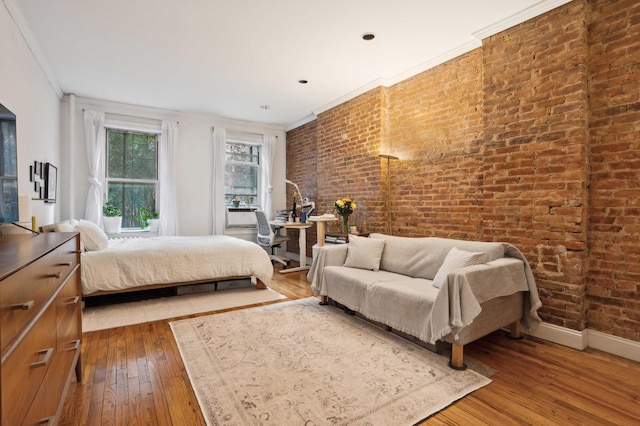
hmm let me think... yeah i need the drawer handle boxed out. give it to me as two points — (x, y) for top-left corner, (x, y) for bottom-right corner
(30, 347), (54, 368)
(48, 272), (62, 279)
(38, 417), (54, 425)
(71, 250), (83, 254)
(64, 296), (80, 305)
(66, 339), (81, 351)
(59, 261), (73, 266)
(11, 300), (34, 310)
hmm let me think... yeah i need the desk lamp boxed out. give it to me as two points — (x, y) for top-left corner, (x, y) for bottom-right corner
(284, 179), (315, 215)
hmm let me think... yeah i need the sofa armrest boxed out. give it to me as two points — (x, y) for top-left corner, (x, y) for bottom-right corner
(447, 257), (528, 304)
(307, 244), (349, 294)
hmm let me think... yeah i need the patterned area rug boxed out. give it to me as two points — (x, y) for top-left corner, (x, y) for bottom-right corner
(170, 297), (491, 425)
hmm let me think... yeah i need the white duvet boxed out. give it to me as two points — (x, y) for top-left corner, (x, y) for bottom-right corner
(81, 235), (273, 295)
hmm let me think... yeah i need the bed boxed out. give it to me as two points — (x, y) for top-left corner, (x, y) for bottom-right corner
(41, 220), (273, 296)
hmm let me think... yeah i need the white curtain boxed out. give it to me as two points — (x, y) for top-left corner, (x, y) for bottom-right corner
(158, 121), (179, 236)
(260, 135), (277, 220)
(211, 127), (226, 235)
(83, 110), (106, 224)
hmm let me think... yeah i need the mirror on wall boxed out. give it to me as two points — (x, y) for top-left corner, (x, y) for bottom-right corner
(0, 103), (19, 224)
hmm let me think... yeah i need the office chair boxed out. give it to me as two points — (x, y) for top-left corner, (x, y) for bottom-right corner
(255, 210), (289, 266)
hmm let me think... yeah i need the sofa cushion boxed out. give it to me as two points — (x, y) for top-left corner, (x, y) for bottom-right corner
(369, 234), (506, 279)
(343, 235), (386, 271)
(369, 234), (444, 279)
(322, 266), (400, 311)
(432, 247), (486, 289)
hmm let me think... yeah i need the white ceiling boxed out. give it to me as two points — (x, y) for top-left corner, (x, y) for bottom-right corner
(11, 0), (567, 129)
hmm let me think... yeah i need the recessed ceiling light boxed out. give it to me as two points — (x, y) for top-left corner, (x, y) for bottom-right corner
(362, 33), (375, 41)
(260, 105), (271, 110)
(298, 79), (308, 84)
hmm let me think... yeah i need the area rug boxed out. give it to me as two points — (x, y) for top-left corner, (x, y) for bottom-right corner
(83, 287), (285, 332)
(170, 297), (491, 425)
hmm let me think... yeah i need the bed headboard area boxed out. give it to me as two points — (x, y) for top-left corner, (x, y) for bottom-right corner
(39, 224), (57, 233)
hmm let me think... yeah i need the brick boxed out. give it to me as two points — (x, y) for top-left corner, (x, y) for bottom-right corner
(286, 0), (639, 343)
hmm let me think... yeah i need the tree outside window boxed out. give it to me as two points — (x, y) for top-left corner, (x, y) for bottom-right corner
(106, 129), (158, 228)
(225, 142), (259, 207)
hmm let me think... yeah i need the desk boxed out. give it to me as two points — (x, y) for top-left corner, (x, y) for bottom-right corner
(308, 215), (338, 247)
(271, 221), (314, 273)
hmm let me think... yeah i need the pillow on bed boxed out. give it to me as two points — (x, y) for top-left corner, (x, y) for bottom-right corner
(343, 235), (386, 271)
(53, 221), (75, 232)
(75, 219), (109, 251)
(432, 247), (485, 289)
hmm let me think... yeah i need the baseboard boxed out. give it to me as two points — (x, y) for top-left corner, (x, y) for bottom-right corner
(588, 329), (640, 363)
(527, 322), (588, 350)
(527, 322), (640, 363)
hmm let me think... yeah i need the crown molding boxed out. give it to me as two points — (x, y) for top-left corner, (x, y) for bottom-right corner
(382, 39), (482, 88)
(472, 0), (573, 40)
(3, 0), (63, 98)
(285, 113), (317, 132)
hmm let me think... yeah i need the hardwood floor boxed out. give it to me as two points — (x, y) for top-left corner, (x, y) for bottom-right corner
(60, 263), (640, 425)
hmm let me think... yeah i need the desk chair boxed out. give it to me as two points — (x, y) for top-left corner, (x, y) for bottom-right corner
(255, 210), (289, 266)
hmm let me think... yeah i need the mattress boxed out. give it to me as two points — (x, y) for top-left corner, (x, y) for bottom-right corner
(81, 235), (273, 295)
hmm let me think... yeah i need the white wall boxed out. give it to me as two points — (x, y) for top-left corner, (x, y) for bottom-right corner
(0, 2), (61, 227)
(60, 96), (287, 236)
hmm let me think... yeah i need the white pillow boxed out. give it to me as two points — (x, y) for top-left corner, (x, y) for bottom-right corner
(343, 235), (386, 271)
(75, 219), (109, 251)
(53, 222), (75, 232)
(432, 247), (485, 289)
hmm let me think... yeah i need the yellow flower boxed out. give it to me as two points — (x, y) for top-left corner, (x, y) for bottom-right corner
(334, 197), (356, 215)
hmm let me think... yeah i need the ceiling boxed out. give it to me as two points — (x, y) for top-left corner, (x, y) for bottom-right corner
(11, 0), (565, 129)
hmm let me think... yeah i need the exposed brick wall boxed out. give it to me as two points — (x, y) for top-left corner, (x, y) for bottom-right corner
(388, 51), (484, 239)
(587, 0), (640, 341)
(286, 0), (640, 342)
(315, 88), (387, 235)
(482, 0), (590, 330)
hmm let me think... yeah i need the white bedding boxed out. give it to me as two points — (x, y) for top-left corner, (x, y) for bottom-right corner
(81, 235), (273, 295)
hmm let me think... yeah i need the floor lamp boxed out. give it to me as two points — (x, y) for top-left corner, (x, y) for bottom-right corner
(379, 154), (399, 235)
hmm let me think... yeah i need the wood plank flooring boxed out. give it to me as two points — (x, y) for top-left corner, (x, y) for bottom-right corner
(59, 263), (640, 425)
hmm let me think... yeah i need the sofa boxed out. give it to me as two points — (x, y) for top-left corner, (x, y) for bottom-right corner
(307, 233), (542, 369)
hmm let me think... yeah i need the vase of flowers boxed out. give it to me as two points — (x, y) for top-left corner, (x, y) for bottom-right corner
(334, 197), (356, 234)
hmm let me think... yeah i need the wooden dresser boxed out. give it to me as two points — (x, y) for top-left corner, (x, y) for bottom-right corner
(0, 232), (82, 425)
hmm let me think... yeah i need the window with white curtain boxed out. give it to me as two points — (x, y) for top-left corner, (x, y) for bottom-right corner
(105, 128), (158, 228)
(225, 131), (262, 208)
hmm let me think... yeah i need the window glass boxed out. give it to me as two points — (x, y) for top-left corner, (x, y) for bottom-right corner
(106, 129), (158, 228)
(225, 141), (259, 207)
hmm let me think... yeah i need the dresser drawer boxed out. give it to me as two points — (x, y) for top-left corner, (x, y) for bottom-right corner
(57, 269), (82, 351)
(1, 237), (79, 354)
(1, 301), (57, 426)
(23, 336), (80, 426)
(49, 237), (81, 281)
(1, 261), (59, 353)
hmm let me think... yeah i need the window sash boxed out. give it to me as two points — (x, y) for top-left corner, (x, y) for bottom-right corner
(105, 128), (159, 229)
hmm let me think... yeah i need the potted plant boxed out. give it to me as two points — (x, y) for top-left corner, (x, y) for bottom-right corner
(136, 207), (159, 231)
(103, 203), (122, 233)
(232, 195), (241, 208)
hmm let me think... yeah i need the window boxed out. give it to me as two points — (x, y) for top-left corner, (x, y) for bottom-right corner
(225, 139), (260, 207)
(106, 129), (158, 228)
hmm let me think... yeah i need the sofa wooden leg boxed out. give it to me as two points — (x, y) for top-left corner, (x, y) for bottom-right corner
(449, 344), (467, 370)
(255, 280), (267, 290)
(507, 320), (524, 340)
(319, 295), (328, 305)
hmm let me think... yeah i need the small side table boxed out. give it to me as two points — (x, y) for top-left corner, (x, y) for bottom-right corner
(308, 215), (338, 247)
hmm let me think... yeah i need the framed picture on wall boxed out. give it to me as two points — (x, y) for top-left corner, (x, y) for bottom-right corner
(44, 163), (57, 203)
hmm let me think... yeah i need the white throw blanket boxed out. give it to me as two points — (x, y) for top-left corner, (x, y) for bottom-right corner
(81, 235), (273, 295)
(307, 242), (542, 344)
